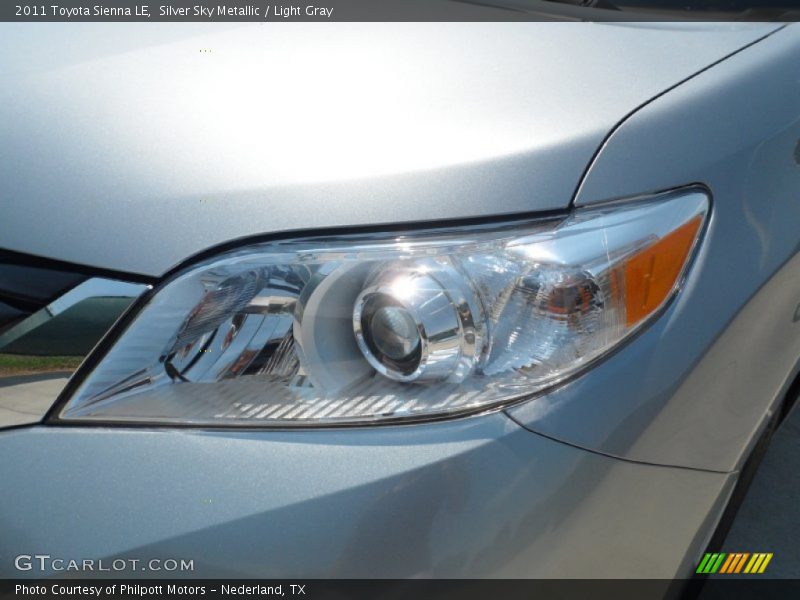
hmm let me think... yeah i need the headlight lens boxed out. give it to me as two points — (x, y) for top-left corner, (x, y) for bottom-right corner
(59, 189), (708, 426)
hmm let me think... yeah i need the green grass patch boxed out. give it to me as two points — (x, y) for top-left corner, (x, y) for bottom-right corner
(0, 354), (83, 375)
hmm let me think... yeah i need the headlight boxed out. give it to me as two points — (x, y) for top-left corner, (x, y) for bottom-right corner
(57, 189), (708, 426)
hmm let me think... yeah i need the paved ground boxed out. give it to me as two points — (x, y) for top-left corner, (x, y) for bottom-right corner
(0, 373), (69, 428)
(717, 402), (800, 577)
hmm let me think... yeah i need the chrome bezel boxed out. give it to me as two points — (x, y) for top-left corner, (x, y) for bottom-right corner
(352, 260), (486, 383)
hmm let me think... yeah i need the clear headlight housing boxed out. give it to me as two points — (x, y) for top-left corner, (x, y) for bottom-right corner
(59, 189), (708, 426)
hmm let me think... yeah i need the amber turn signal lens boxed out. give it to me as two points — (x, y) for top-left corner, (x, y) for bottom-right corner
(622, 215), (703, 326)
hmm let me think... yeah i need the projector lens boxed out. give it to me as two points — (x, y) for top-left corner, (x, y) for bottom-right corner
(353, 263), (484, 383)
(369, 305), (421, 362)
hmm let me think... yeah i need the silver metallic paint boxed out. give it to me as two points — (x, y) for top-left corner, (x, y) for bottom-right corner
(508, 25), (800, 472)
(0, 22), (778, 275)
(0, 415), (732, 578)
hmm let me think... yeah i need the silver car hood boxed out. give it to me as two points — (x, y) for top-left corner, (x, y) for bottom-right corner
(0, 22), (778, 276)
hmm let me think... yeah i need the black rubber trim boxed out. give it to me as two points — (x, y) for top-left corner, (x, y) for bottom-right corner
(155, 206), (570, 282)
(0, 248), (157, 285)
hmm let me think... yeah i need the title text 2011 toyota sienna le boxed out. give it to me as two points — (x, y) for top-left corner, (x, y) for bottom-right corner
(1, 21), (799, 580)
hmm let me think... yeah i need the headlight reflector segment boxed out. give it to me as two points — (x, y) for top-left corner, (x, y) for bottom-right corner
(59, 190), (708, 426)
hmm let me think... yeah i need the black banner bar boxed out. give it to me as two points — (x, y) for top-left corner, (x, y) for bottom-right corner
(3, 579), (800, 600)
(0, 1), (529, 22)
(2, 1), (799, 23)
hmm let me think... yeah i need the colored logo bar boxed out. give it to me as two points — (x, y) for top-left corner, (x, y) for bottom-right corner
(696, 552), (773, 574)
